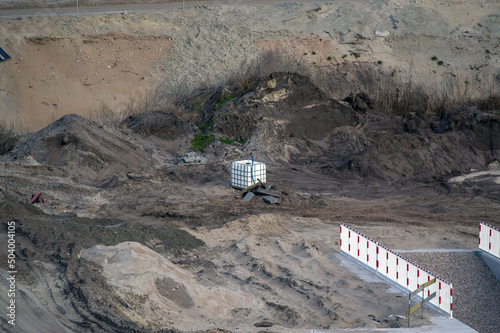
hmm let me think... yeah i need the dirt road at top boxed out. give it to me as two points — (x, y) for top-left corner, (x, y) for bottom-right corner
(0, 0), (315, 19)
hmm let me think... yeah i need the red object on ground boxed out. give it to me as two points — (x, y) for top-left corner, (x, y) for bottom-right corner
(30, 193), (44, 204)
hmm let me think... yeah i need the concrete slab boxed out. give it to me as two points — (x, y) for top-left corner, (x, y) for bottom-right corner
(291, 316), (477, 332)
(394, 249), (475, 253)
(332, 252), (478, 333)
(481, 251), (500, 281)
(262, 195), (279, 204)
(243, 191), (255, 202)
(257, 314), (477, 333)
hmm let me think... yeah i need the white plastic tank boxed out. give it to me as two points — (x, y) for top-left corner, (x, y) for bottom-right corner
(231, 159), (266, 189)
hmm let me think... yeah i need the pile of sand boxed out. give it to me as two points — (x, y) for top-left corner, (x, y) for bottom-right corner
(80, 241), (266, 331)
(9, 114), (153, 180)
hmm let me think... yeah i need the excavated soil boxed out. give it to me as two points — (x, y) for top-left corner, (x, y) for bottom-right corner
(0, 1), (500, 333)
(1, 70), (499, 333)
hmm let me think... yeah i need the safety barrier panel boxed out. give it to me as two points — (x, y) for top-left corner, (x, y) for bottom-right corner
(339, 223), (453, 317)
(479, 221), (500, 258)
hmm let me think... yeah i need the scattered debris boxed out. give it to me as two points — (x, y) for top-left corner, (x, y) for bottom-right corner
(339, 28), (351, 43)
(254, 320), (273, 327)
(0, 47), (11, 62)
(243, 192), (255, 202)
(389, 15), (398, 29)
(487, 160), (499, 170)
(355, 33), (368, 40)
(238, 182), (285, 204)
(450, 23), (462, 34)
(375, 30), (390, 37)
(126, 172), (155, 180)
(177, 152), (207, 164)
(262, 196), (279, 204)
(29, 193), (45, 204)
(384, 314), (405, 328)
(241, 181), (266, 196)
(253, 187), (281, 198)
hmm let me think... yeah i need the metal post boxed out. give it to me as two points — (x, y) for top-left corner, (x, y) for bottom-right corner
(77, 0), (79, 17)
(183, 0), (184, 11)
(408, 292), (411, 328)
(421, 288), (424, 319)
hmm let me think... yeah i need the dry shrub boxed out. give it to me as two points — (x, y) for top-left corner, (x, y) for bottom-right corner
(118, 45), (500, 127)
(88, 102), (121, 125)
(0, 122), (19, 155)
(362, 66), (500, 117)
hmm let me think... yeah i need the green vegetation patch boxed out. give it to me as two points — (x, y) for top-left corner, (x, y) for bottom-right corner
(215, 93), (236, 109)
(191, 133), (215, 151)
(198, 120), (214, 132)
(431, 56), (444, 66)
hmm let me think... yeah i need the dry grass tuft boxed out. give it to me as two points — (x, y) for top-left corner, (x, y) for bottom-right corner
(0, 121), (19, 155)
(87, 45), (500, 128)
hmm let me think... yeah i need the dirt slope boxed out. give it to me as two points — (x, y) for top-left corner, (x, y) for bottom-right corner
(1, 0), (500, 131)
(200, 72), (500, 183)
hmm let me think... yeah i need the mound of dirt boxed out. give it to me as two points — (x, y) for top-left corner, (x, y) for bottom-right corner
(203, 72), (355, 164)
(0, 193), (205, 333)
(123, 111), (197, 141)
(204, 72), (500, 183)
(122, 110), (198, 155)
(9, 114), (153, 180)
(80, 241), (266, 331)
(5, 72), (499, 186)
(346, 110), (500, 182)
(187, 213), (420, 330)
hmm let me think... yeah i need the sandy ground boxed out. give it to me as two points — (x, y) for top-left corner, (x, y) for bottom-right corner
(1, 159), (498, 332)
(1, 0), (499, 131)
(0, 1), (499, 333)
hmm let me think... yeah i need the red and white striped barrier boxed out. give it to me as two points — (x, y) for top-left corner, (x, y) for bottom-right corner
(340, 223), (453, 317)
(479, 221), (500, 258)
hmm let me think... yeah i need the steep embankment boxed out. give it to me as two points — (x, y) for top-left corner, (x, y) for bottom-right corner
(7, 72), (499, 184)
(198, 72), (500, 183)
(1, 0), (499, 131)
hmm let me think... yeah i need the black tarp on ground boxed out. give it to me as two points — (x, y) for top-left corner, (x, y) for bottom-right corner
(0, 47), (11, 62)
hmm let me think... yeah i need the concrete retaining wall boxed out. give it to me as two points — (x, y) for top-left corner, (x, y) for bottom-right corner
(340, 223), (453, 317)
(479, 221), (500, 281)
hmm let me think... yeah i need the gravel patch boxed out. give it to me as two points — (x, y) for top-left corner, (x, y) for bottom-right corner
(402, 251), (500, 333)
